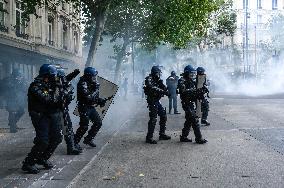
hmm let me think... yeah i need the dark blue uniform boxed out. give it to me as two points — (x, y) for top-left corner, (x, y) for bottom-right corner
(196, 67), (210, 126)
(74, 68), (106, 148)
(58, 69), (81, 155)
(166, 73), (179, 114)
(143, 66), (171, 144)
(22, 65), (64, 174)
(2, 71), (28, 133)
(178, 65), (207, 144)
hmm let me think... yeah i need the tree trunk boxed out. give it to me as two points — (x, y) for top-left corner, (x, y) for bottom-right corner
(85, 9), (108, 68)
(114, 40), (130, 83)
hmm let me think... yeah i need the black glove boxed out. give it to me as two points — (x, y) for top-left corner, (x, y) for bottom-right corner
(74, 69), (80, 75)
(97, 98), (106, 107)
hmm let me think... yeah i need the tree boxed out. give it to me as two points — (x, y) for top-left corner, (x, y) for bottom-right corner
(102, 0), (147, 81)
(140, 0), (226, 50)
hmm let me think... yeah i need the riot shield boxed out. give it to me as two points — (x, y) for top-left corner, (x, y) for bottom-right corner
(73, 76), (119, 120)
(196, 74), (206, 118)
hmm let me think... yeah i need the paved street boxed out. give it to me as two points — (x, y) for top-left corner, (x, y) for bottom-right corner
(0, 95), (284, 188)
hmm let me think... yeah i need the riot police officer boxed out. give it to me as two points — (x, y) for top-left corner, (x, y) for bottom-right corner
(196, 67), (210, 126)
(166, 71), (180, 114)
(177, 65), (207, 144)
(74, 67), (106, 148)
(143, 66), (171, 144)
(2, 69), (28, 133)
(22, 64), (64, 174)
(57, 68), (81, 155)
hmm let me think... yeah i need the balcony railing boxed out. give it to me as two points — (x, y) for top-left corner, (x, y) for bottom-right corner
(16, 31), (29, 40)
(0, 24), (8, 33)
(48, 40), (54, 46)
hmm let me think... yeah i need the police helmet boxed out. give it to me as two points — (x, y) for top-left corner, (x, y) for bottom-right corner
(151, 66), (161, 75)
(84, 67), (98, 77)
(184, 65), (195, 74)
(39, 64), (58, 77)
(196, 67), (206, 75)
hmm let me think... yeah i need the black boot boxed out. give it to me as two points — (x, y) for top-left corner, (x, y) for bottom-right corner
(180, 136), (192, 142)
(83, 137), (96, 147)
(146, 137), (157, 144)
(65, 135), (81, 155)
(201, 119), (210, 126)
(168, 108), (172, 114)
(159, 134), (171, 140)
(36, 159), (54, 169)
(67, 146), (81, 155)
(195, 138), (208, 144)
(75, 143), (83, 152)
(22, 163), (40, 174)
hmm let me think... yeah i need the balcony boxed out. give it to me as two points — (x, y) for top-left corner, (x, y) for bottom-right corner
(0, 24), (8, 33)
(48, 40), (54, 46)
(15, 31), (29, 40)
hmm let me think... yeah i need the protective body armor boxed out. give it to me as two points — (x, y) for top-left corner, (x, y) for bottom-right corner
(28, 77), (62, 113)
(144, 75), (167, 102)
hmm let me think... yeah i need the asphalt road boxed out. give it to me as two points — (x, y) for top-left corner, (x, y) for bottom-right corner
(0, 95), (284, 188)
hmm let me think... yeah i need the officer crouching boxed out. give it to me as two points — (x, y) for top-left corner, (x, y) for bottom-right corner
(22, 64), (64, 174)
(74, 67), (106, 148)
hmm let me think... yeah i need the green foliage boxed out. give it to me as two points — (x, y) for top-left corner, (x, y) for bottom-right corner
(141, 0), (226, 50)
(216, 11), (237, 37)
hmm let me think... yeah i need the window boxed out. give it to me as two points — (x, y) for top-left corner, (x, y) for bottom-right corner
(15, 0), (26, 36)
(0, 0), (4, 26)
(48, 16), (54, 45)
(62, 22), (68, 50)
(272, 0), (278, 10)
(257, 0), (262, 9)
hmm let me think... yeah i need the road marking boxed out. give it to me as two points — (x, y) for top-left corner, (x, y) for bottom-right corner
(66, 119), (130, 188)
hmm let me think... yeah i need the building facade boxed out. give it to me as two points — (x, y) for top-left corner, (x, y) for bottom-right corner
(0, 0), (82, 81)
(232, 0), (284, 74)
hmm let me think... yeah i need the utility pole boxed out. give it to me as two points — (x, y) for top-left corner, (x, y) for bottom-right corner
(254, 25), (257, 78)
(245, 0), (249, 76)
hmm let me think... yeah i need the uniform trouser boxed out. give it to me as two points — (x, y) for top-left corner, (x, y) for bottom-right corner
(181, 103), (202, 140)
(168, 95), (177, 112)
(201, 99), (209, 120)
(8, 109), (24, 132)
(74, 106), (102, 144)
(146, 101), (167, 139)
(63, 110), (76, 150)
(23, 111), (63, 165)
